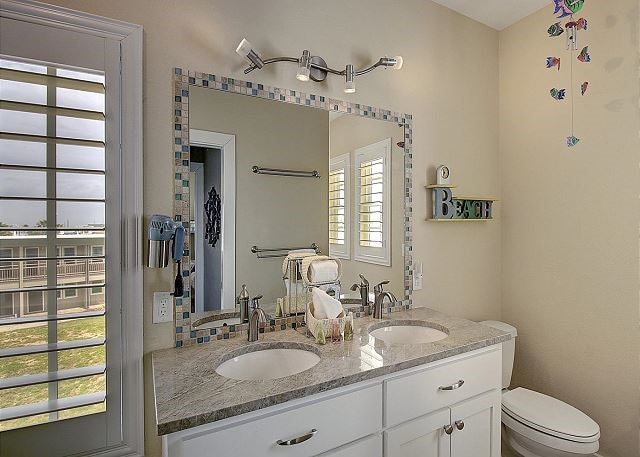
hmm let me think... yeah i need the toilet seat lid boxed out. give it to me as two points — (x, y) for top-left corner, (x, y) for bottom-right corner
(502, 388), (600, 442)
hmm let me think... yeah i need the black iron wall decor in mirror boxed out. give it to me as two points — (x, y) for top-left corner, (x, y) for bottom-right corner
(204, 186), (221, 247)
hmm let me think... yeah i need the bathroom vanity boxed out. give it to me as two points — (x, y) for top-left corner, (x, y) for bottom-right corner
(153, 308), (509, 457)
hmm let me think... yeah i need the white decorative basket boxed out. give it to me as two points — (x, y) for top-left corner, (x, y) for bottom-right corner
(306, 302), (345, 340)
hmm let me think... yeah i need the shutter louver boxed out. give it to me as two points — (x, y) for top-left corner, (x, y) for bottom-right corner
(0, 58), (107, 431)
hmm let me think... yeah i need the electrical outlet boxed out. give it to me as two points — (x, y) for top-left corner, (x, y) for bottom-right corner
(153, 292), (173, 324)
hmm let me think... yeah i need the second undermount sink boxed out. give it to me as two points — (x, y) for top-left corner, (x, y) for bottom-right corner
(215, 343), (321, 381)
(369, 321), (449, 345)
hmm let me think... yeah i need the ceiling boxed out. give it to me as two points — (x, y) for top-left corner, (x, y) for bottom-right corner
(431, 0), (550, 30)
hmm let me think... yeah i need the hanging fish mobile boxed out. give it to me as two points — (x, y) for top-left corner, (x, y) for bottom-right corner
(550, 88), (566, 100)
(553, 0), (584, 18)
(548, 22), (564, 37)
(547, 0), (590, 148)
(546, 57), (561, 70)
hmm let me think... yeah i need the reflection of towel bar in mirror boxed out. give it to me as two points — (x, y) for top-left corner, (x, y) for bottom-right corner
(251, 243), (320, 259)
(252, 166), (321, 178)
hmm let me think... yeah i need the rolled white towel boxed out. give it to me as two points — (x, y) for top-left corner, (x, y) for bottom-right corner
(312, 287), (343, 320)
(310, 259), (339, 284)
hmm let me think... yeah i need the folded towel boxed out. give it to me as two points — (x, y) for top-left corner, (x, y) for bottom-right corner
(310, 260), (339, 284)
(312, 287), (343, 320)
(282, 250), (317, 277)
(301, 255), (342, 286)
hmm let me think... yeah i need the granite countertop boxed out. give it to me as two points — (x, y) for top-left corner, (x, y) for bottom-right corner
(152, 307), (510, 435)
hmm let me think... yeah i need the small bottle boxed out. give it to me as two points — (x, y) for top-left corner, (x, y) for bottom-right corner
(237, 285), (250, 323)
(344, 313), (354, 341)
(315, 322), (326, 345)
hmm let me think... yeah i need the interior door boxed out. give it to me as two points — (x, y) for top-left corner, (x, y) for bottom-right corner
(385, 408), (451, 457)
(449, 391), (501, 457)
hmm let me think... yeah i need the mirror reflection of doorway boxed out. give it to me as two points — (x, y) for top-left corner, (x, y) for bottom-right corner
(190, 146), (223, 313)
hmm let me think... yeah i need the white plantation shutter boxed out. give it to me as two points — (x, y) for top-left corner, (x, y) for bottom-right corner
(0, 58), (107, 430)
(353, 139), (391, 266)
(329, 153), (350, 259)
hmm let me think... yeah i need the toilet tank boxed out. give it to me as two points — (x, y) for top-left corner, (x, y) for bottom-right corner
(479, 321), (518, 389)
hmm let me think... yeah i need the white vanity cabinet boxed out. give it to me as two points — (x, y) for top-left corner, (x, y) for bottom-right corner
(163, 346), (502, 457)
(385, 391), (501, 457)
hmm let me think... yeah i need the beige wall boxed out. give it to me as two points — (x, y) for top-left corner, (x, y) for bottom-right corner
(190, 86), (329, 308)
(329, 114), (405, 297)
(39, 1), (501, 455)
(499, 2), (640, 456)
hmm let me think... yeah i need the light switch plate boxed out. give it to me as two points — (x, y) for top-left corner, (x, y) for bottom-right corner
(153, 292), (173, 324)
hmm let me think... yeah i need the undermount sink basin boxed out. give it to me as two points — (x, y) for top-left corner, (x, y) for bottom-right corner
(369, 321), (449, 345)
(215, 344), (321, 381)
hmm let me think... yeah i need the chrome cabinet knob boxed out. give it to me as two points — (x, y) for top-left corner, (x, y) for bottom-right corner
(443, 424), (454, 435)
(455, 420), (465, 430)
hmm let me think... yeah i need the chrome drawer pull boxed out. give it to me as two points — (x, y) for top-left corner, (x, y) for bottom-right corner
(439, 379), (464, 391)
(276, 429), (318, 446)
(455, 420), (465, 430)
(443, 424), (454, 435)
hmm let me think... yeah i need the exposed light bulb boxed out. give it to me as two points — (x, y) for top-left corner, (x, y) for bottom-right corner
(344, 64), (355, 93)
(344, 81), (356, 94)
(297, 68), (310, 82)
(235, 38), (253, 57)
(297, 50), (311, 81)
(392, 55), (403, 70)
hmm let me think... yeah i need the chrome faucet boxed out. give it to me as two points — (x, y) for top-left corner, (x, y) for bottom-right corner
(373, 281), (397, 319)
(248, 295), (266, 342)
(350, 274), (370, 309)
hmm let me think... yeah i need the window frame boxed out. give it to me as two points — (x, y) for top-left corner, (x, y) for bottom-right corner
(0, 2), (143, 456)
(328, 152), (351, 260)
(352, 138), (392, 267)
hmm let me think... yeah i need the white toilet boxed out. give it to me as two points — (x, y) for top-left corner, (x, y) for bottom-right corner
(480, 321), (600, 457)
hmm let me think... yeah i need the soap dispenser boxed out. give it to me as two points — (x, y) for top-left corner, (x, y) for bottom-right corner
(237, 284), (250, 323)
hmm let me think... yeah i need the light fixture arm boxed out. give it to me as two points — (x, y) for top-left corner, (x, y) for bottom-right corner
(244, 57), (398, 76)
(236, 39), (402, 93)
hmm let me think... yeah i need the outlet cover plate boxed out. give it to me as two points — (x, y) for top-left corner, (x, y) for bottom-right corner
(153, 292), (173, 324)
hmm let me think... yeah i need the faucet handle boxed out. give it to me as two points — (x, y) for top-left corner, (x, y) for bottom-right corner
(374, 280), (390, 293)
(251, 295), (263, 309)
(358, 274), (369, 286)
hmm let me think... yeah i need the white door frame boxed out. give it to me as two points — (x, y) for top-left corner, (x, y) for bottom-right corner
(0, 1), (143, 456)
(190, 129), (236, 310)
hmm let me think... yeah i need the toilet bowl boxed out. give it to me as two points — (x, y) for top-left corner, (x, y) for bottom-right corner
(480, 321), (600, 457)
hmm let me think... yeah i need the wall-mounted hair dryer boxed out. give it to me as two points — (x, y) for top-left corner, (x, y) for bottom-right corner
(147, 214), (185, 297)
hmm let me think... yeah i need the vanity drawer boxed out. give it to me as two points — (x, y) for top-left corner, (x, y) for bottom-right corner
(385, 349), (501, 427)
(179, 384), (382, 457)
(319, 434), (382, 457)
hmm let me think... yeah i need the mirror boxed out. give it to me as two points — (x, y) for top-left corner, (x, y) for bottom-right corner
(172, 72), (412, 336)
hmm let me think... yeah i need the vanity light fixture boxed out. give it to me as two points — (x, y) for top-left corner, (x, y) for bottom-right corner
(235, 37), (403, 94)
(296, 50), (311, 82)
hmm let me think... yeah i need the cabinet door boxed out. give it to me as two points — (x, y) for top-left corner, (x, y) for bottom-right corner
(385, 408), (451, 457)
(320, 434), (382, 457)
(450, 390), (501, 457)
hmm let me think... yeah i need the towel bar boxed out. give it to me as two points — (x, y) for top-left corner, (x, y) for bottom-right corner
(252, 166), (321, 178)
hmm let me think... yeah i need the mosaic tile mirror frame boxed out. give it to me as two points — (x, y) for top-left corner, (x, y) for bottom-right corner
(172, 67), (414, 348)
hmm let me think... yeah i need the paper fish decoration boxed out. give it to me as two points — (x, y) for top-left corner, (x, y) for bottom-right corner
(577, 46), (591, 62)
(546, 57), (561, 70)
(548, 22), (564, 37)
(581, 82), (589, 95)
(550, 88), (566, 100)
(554, 0), (585, 19)
(566, 135), (580, 147)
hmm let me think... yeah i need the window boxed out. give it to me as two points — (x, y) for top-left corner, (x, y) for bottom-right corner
(26, 290), (44, 313)
(353, 138), (391, 266)
(0, 5), (142, 454)
(328, 153), (350, 259)
(0, 58), (107, 432)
